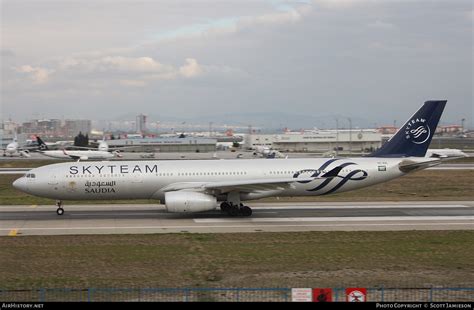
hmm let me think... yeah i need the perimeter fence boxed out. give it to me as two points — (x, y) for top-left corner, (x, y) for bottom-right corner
(1, 287), (473, 302)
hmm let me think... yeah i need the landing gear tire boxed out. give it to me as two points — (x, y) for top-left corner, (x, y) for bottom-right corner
(221, 202), (252, 217)
(241, 206), (252, 217)
(229, 207), (239, 216)
(56, 200), (64, 215)
(220, 202), (231, 213)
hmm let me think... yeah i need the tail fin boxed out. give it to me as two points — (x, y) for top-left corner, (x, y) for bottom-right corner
(35, 136), (48, 150)
(368, 100), (447, 157)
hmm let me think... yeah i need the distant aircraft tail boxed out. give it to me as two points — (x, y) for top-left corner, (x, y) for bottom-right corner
(35, 136), (48, 150)
(368, 100), (447, 157)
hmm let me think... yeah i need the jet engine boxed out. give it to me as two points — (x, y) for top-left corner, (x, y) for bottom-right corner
(164, 191), (217, 213)
(19, 150), (31, 158)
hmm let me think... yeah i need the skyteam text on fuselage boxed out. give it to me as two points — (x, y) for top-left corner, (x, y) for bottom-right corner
(13, 100), (448, 217)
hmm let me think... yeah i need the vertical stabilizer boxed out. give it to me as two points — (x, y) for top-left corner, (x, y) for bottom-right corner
(368, 100), (446, 157)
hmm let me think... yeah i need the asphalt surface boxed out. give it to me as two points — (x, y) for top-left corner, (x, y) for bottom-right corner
(1, 201), (472, 236)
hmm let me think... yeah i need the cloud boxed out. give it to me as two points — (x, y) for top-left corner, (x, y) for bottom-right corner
(250, 5), (311, 25)
(1, 49), (15, 57)
(60, 55), (201, 78)
(314, 0), (369, 9)
(368, 20), (396, 29)
(59, 56), (173, 74)
(119, 79), (148, 87)
(13, 55), (238, 89)
(179, 58), (203, 78)
(15, 65), (52, 84)
(100, 56), (167, 73)
(148, 3), (312, 43)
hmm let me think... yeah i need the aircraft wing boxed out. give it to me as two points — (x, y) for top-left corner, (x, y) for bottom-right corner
(107, 146), (140, 151)
(66, 154), (85, 161)
(60, 150), (87, 161)
(65, 146), (96, 150)
(161, 177), (314, 194)
(160, 168), (342, 194)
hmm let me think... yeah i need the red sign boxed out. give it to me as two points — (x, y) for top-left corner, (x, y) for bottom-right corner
(346, 288), (367, 302)
(312, 288), (332, 302)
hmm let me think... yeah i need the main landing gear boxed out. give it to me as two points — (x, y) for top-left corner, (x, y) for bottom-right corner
(56, 200), (64, 215)
(220, 202), (252, 217)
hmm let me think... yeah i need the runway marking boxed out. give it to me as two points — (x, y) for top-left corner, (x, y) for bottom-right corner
(0, 222), (472, 234)
(70, 213), (159, 216)
(194, 216), (474, 223)
(252, 205), (470, 210)
(0, 204), (470, 211)
(8, 229), (18, 236)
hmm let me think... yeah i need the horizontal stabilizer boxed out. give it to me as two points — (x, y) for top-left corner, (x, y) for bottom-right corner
(398, 158), (441, 173)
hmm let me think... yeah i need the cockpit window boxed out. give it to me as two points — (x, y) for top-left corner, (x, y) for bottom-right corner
(25, 174), (36, 178)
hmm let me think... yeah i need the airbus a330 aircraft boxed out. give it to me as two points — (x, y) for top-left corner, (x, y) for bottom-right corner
(14, 100), (449, 216)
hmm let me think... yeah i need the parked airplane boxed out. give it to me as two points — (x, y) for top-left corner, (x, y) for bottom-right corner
(14, 100), (448, 216)
(3, 140), (31, 157)
(253, 146), (285, 158)
(426, 149), (468, 159)
(2, 135), (44, 157)
(36, 137), (123, 161)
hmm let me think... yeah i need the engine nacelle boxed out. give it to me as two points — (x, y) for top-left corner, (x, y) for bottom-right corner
(19, 150), (31, 158)
(165, 191), (217, 213)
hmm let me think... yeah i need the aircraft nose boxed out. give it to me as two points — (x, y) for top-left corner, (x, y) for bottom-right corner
(13, 177), (27, 192)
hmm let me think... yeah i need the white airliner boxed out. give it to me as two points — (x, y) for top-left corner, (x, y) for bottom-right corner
(3, 136), (39, 157)
(3, 140), (30, 157)
(36, 137), (122, 161)
(14, 100), (449, 216)
(253, 146), (285, 159)
(426, 149), (468, 159)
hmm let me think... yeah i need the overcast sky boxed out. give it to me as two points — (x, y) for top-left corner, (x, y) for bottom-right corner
(1, 0), (472, 128)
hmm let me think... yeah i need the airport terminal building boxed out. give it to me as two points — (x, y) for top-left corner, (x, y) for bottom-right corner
(245, 130), (382, 153)
(106, 137), (217, 153)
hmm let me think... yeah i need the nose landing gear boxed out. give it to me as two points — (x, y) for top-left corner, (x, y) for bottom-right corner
(56, 200), (64, 215)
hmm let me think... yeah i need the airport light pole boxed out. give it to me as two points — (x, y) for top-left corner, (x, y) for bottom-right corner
(348, 117), (352, 155)
(335, 117), (339, 157)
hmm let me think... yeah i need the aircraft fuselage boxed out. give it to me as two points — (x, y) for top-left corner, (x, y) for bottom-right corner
(14, 157), (405, 201)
